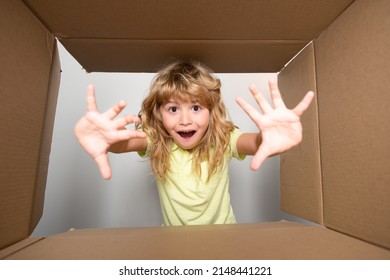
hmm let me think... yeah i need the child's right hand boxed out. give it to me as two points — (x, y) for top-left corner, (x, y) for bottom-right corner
(74, 85), (146, 180)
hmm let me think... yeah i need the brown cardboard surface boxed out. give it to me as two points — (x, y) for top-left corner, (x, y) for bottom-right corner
(0, 0), (60, 250)
(315, 0), (390, 249)
(0, 237), (44, 260)
(23, 0), (354, 72)
(278, 43), (323, 224)
(60, 39), (305, 73)
(4, 222), (390, 260)
(31, 42), (61, 231)
(24, 0), (354, 40)
(1, 0), (389, 259)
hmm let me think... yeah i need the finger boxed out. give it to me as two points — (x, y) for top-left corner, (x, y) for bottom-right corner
(86, 84), (98, 112)
(103, 100), (127, 120)
(292, 91), (315, 116)
(94, 154), (112, 180)
(249, 84), (273, 113)
(115, 128), (146, 141)
(236, 96), (263, 126)
(113, 114), (141, 128)
(250, 146), (269, 171)
(268, 80), (286, 109)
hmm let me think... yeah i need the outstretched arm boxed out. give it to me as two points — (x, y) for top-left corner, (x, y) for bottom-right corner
(74, 85), (147, 179)
(236, 80), (314, 170)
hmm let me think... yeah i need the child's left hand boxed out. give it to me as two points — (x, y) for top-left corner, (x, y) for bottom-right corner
(236, 80), (314, 170)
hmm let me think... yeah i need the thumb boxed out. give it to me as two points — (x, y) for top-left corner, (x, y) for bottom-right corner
(250, 146), (269, 171)
(95, 154), (112, 180)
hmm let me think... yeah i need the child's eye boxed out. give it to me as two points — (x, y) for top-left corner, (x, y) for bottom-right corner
(168, 106), (178, 113)
(192, 105), (201, 111)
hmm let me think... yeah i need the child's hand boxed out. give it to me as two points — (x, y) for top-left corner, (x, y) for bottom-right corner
(74, 85), (146, 179)
(236, 80), (314, 170)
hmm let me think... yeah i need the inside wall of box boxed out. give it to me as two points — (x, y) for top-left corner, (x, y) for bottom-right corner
(1, 0), (389, 259)
(1, 0), (332, 253)
(32, 43), (315, 237)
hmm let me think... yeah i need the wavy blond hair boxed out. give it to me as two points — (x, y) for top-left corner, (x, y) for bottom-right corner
(138, 59), (235, 181)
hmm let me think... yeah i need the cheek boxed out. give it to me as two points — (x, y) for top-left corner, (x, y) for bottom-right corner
(161, 113), (175, 130)
(199, 111), (210, 128)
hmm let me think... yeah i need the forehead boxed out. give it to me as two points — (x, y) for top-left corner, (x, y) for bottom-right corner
(160, 91), (200, 104)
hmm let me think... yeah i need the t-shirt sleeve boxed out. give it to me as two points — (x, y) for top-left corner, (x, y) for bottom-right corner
(137, 136), (151, 158)
(230, 128), (246, 160)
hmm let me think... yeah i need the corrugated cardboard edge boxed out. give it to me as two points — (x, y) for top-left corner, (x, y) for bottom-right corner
(278, 42), (323, 224)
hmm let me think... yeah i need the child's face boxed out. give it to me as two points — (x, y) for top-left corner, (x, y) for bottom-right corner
(160, 99), (210, 150)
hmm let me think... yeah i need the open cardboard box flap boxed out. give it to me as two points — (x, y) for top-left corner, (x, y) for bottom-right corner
(1, 0), (389, 259)
(2, 222), (390, 260)
(22, 0), (355, 73)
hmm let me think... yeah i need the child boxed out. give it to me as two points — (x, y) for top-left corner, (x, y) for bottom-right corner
(74, 59), (314, 226)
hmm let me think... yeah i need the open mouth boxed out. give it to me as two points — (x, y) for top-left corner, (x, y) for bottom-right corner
(178, 130), (196, 138)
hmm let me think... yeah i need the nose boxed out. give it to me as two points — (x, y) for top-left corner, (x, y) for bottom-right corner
(179, 111), (192, 126)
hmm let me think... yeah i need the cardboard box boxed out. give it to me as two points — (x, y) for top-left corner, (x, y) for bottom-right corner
(0, 0), (389, 259)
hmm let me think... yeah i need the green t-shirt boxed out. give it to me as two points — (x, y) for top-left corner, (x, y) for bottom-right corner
(140, 128), (245, 226)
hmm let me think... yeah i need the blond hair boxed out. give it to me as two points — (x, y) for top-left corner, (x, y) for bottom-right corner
(139, 59), (235, 181)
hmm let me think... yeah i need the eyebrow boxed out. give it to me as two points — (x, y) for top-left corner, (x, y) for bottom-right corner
(164, 99), (201, 105)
